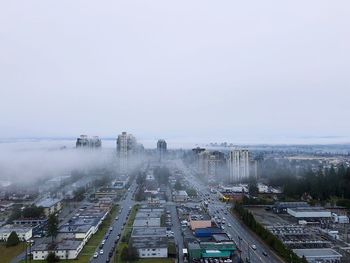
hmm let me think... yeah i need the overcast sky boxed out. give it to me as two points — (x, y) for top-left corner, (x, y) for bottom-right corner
(1, 1), (349, 144)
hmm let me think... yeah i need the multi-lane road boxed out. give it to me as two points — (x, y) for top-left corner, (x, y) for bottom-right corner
(179, 163), (282, 263)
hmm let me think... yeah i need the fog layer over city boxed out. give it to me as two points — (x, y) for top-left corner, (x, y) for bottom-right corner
(0, 140), (115, 183)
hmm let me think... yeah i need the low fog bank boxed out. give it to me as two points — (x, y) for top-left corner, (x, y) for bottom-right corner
(0, 139), (115, 183)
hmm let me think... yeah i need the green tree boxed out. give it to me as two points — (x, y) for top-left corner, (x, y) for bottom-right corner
(174, 179), (182, 190)
(46, 252), (60, 262)
(6, 231), (20, 247)
(47, 214), (59, 243)
(120, 246), (129, 261)
(248, 178), (259, 196)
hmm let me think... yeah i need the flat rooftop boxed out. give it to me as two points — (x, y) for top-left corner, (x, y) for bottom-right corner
(32, 240), (82, 251)
(59, 224), (92, 233)
(136, 211), (163, 219)
(36, 198), (62, 208)
(289, 207), (328, 212)
(132, 227), (167, 237)
(132, 236), (168, 249)
(293, 248), (342, 258)
(0, 225), (32, 233)
(133, 218), (161, 227)
(190, 214), (211, 221)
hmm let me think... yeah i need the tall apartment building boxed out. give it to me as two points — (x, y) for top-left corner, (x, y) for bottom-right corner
(157, 139), (167, 162)
(116, 132), (143, 173)
(117, 132), (129, 173)
(228, 149), (250, 182)
(76, 135), (101, 148)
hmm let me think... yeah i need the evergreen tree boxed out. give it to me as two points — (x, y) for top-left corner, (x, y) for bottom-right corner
(47, 214), (59, 243)
(6, 231), (20, 247)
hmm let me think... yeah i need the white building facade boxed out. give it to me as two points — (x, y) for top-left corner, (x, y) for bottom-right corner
(228, 149), (250, 182)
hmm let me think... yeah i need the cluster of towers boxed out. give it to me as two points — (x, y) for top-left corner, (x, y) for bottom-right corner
(192, 148), (257, 183)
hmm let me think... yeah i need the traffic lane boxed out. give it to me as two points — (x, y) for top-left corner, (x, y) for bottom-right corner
(91, 186), (136, 263)
(212, 205), (280, 263)
(168, 204), (184, 263)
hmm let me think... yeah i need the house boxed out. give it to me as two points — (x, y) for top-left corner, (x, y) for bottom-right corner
(0, 225), (32, 241)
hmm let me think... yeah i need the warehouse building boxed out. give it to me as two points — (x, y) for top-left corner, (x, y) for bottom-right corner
(287, 207), (332, 219)
(293, 248), (342, 263)
(273, 202), (309, 214)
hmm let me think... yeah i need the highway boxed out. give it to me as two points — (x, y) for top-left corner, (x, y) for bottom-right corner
(90, 181), (137, 263)
(179, 163), (283, 263)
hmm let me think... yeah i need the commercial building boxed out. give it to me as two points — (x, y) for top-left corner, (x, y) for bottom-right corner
(228, 149), (250, 182)
(173, 190), (189, 202)
(157, 139), (167, 162)
(188, 241), (236, 261)
(287, 207), (332, 219)
(293, 248), (342, 263)
(0, 225), (32, 241)
(189, 214), (212, 231)
(36, 198), (62, 216)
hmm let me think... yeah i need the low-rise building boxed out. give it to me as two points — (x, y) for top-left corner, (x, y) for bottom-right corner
(131, 227), (167, 238)
(189, 214), (212, 231)
(0, 225), (32, 241)
(293, 248), (342, 263)
(273, 202), (309, 214)
(188, 241), (235, 261)
(32, 240), (84, 260)
(132, 236), (168, 258)
(36, 198), (62, 216)
(58, 224), (94, 245)
(287, 207), (332, 219)
(173, 190), (189, 202)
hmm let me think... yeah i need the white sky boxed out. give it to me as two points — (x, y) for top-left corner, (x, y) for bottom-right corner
(1, 1), (350, 144)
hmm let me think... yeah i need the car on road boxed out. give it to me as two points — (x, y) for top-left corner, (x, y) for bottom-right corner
(99, 249), (104, 254)
(93, 252), (98, 258)
(228, 223), (232, 227)
(101, 239), (106, 245)
(115, 216), (119, 220)
(251, 244), (257, 250)
(262, 251), (268, 256)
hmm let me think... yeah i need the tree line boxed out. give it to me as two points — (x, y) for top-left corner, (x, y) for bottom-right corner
(268, 164), (350, 204)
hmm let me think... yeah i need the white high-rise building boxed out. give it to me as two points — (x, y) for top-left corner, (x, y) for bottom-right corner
(117, 132), (129, 173)
(228, 149), (250, 182)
